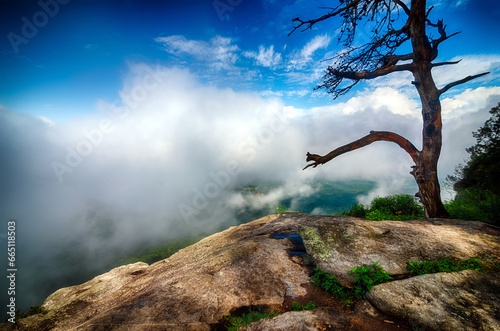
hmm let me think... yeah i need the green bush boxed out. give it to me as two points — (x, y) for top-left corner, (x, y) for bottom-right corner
(348, 262), (392, 298)
(343, 203), (367, 218)
(444, 187), (500, 225)
(365, 209), (392, 221)
(370, 194), (424, 217)
(344, 194), (424, 221)
(311, 262), (392, 305)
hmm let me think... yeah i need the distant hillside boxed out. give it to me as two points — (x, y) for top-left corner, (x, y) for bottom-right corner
(233, 180), (376, 224)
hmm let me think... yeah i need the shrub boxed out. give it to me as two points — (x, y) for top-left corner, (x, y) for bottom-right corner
(365, 209), (392, 221)
(444, 187), (500, 225)
(370, 194), (424, 217)
(343, 203), (367, 218)
(311, 262), (392, 305)
(344, 194), (424, 221)
(348, 262), (392, 298)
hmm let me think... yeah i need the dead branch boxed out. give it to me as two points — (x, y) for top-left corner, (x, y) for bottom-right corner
(438, 72), (490, 96)
(431, 60), (461, 68)
(327, 62), (413, 80)
(394, 0), (411, 16)
(289, 0), (362, 36)
(303, 130), (420, 170)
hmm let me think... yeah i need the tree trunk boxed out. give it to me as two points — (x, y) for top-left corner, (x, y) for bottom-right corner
(410, 0), (450, 218)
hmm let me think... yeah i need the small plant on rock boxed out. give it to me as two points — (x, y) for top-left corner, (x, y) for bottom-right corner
(312, 262), (392, 305)
(292, 301), (316, 311)
(223, 307), (280, 331)
(407, 257), (500, 275)
(348, 262), (393, 298)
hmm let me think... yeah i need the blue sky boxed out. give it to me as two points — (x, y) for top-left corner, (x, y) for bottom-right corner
(1, 0), (498, 120)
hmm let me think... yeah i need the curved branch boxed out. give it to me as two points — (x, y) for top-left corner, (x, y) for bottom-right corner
(394, 0), (411, 16)
(438, 72), (490, 96)
(303, 130), (420, 170)
(425, 5), (434, 19)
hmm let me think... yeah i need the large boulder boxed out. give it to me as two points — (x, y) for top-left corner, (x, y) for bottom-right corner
(242, 305), (407, 331)
(297, 217), (500, 286)
(367, 270), (500, 331)
(2, 213), (499, 330)
(9, 214), (313, 330)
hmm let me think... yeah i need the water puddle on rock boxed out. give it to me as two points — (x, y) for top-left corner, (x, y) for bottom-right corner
(271, 232), (307, 255)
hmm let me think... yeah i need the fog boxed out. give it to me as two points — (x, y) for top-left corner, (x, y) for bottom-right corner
(1, 64), (499, 311)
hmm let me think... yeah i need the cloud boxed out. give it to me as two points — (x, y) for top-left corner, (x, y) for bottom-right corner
(243, 45), (282, 68)
(303, 86), (420, 119)
(154, 34), (336, 95)
(441, 86), (500, 119)
(287, 34), (332, 71)
(156, 35), (239, 70)
(2, 63), (499, 311)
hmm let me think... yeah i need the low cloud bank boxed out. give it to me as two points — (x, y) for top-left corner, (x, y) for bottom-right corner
(1, 64), (498, 310)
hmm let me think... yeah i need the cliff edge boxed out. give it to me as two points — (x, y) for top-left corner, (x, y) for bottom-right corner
(3, 214), (500, 330)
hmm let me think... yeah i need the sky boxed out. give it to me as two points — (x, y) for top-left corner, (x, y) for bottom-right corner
(0, 0), (500, 312)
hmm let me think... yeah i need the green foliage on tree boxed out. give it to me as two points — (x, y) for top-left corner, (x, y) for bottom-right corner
(445, 103), (500, 225)
(449, 103), (500, 195)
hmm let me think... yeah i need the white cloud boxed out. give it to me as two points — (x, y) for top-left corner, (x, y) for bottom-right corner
(441, 86), (500, 119)
(243, 45), (282, 68)
(156, 35), (239, 70)
(305, 86), (420, 118)
(301, 35), (332, 59)
(3, 64), (499, 310)
(287, 34), (332, 71)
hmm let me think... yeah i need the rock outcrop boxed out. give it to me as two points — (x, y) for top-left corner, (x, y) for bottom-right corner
(367, 270), (500, 331)
(297, 217), (500, 286)
(2, 214), (499, 330)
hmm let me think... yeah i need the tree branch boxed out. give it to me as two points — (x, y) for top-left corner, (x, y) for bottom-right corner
(431, 60), (461, 68)
(303, 130), (420, 170)
(425, 5), (434, 19)
(289, 0), (361, 36)
(394, 0), (411, 16)
(426, 18), (461, 60)
(327, 62), (413, 80)
(438, 72), (490, 96)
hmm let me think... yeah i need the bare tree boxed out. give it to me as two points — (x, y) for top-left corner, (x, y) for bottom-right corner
(291, 0), (489, 218)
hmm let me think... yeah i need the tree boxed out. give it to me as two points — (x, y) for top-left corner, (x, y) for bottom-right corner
(290, 0), (489, 218)
(447, 103), (500, 195)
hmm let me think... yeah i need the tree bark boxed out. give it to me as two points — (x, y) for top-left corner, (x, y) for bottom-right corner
(409, 0), (449, 217)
